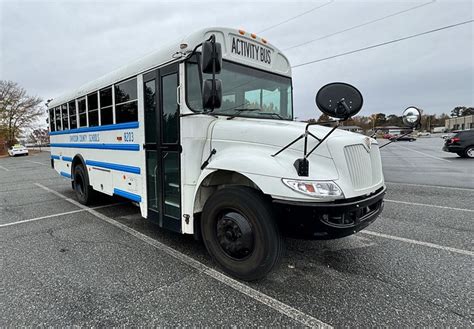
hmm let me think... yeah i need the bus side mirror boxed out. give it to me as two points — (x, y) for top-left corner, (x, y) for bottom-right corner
(202, 79), (222, 110)
(402, 106), (421, 128)
(201, 34), (222, 110)
(201, 39), (222, 74)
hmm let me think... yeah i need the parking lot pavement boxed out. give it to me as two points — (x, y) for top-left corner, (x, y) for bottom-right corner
(379, 136), (474, 189)
(1, 150), (473, 327)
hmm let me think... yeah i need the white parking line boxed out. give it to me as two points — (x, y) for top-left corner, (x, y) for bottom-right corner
(362, 230), (474, 257)
(390, 144), (452, 162)
(385, 199), (474, 212)
(26, 160), (49, 166)
(0, 165), (10, 171)
(385, 182), (474, 192)
(0, 203), (120, 228)
(35, 183), (331, 329)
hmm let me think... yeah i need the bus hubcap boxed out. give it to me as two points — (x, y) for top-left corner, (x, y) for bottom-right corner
(216, 211), (254, 260)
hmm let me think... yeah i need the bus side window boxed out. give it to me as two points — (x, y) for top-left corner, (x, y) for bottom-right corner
(87, 92), (99, 127)
(61, 104), (69, 130)
(55, 106), (62, 131)
(49, 108), (55, 132)
(115, 78), (138, 124)
(78, 98), (87, 127)
(69, 100), (77, 129)
(100, 87), (113, 125)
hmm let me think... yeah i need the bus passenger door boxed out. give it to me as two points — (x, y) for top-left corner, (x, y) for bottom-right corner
(143, 64), (181, 232)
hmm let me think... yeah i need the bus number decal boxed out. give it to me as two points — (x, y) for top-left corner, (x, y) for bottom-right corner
(124, 132), (134, 142)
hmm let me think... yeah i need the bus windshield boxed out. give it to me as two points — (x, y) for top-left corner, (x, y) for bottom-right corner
(186, 55), (293, 120)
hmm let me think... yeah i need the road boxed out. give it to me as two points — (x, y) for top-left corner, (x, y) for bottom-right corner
(1, 139), (472, 327)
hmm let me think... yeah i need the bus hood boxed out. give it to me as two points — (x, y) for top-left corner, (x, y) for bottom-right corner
(210, 118), (355, 159)
(207, 118), (384, 199)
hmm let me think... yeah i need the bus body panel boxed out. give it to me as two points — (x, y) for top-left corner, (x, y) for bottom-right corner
(47, 27), (385, 240)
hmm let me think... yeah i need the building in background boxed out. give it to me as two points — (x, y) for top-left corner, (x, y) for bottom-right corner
(338, 125), (363, 133)
(445, 115), (473, 131)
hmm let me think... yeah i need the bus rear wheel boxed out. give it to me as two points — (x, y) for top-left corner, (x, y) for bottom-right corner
(73, 164), (93, 205)
(201, 186), (282, 281)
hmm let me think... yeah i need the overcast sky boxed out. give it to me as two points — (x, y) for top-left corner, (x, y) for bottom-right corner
(1, 0), (472, 122)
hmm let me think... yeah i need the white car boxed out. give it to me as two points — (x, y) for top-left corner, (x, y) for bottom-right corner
(8, 145), (29, 156)
(417, 131), (431, 137)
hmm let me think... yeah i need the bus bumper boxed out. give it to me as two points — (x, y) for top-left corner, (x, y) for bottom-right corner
(273, 186), (385, 240)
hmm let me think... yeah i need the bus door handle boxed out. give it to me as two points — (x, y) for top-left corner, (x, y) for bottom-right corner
(176, 85), (181, 106)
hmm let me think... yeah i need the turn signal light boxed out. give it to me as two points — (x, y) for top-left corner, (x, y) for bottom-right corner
(250, 33), (257, 39)
(238, 29), (245, 35)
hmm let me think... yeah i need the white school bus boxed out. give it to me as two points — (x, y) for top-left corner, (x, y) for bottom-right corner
(48, 27), (417, 281)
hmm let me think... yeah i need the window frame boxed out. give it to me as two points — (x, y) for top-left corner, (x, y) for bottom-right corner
(54, 106), (62, 131)
(77, 97), (87, 128)
(114, 77), (138, 124)
(99, 86), (114, 126)
(87, 91), (100, 127)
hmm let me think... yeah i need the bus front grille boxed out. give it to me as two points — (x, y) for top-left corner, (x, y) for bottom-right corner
(344, 144), (383, 190)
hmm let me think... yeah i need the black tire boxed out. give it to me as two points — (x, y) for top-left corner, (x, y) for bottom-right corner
(464, 146), (474, 158)
(201, 186), (283, 281)
(73, 164), (93, 205)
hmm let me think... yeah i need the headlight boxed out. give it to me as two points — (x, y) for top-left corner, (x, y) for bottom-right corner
(282, 179), (344, 199)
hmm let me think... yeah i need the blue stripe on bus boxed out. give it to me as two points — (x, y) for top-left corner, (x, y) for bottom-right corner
(51, 155), (60, 160)
(49, 121), (139, 136)
(62, 156), (73, 162)
(60, 171), (72, 179)
(86, 160), (140, 174)
(50, 143), (140, 151)
(114, 188), (142, 202)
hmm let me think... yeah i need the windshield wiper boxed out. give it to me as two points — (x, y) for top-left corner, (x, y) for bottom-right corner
(180, 111), (217, 118)
(257, 112), (284, 120)
(226, 108), (261, 120)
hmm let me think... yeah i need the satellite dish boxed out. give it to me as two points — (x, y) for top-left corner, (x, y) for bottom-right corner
(315, 82), (363, 120)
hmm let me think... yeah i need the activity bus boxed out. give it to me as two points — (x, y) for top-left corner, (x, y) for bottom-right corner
(47, 27), (421, 280)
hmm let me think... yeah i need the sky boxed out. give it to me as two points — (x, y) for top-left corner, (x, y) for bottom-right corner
(1, 0), (473, 123)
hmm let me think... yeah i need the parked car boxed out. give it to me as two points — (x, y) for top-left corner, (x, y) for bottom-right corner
(8, 144), (29, 156)
(441, 133), (454, 139)
(383, 133), (393, 139)
(417, 131), (431, 137)
(443, 129), (474, 158)
(390, 135), (416, 142)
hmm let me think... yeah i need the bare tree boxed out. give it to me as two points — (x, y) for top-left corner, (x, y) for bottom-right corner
(0, 80), (43, 146)
(29, 128), (49, 151)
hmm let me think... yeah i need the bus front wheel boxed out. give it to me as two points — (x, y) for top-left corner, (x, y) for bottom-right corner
(73, 164), (93, 205)
(201, 186), (283, 281)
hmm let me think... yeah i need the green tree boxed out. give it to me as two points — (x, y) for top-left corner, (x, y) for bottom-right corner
(386, 114), (403, 126)
(451, 106), (466, 117)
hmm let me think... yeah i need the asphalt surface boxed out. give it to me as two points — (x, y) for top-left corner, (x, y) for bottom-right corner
(1, 138), (473, 327)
